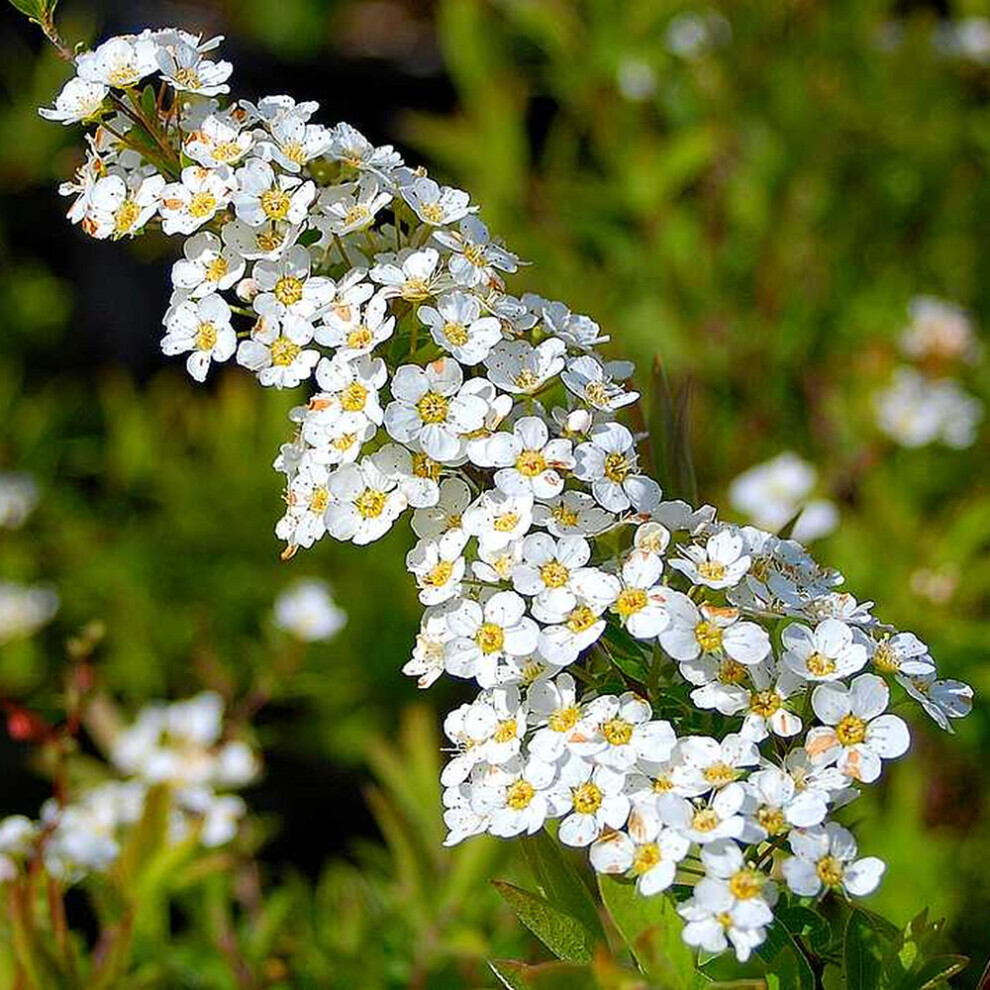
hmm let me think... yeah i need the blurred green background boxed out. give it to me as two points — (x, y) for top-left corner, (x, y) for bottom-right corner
(1, 0), (989, 985)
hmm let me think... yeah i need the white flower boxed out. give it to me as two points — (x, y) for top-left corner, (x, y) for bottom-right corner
(236, 311), (320, 389)
(606, 551), (669, 639)
(462, 489), (534, 552)
(537, 569), (618, 665)
(171, 231), (245, 297)
(184, 112), (254, 167)
(413, 477), (471, 540)
(574, 422), (661, 513)
(552, 757), (630, 847)
(484, 416), (575, 499)
(369, 442), (441, 509)
(875, 367), (982, 449)
(782, 823), (885, 899)
(728, 451), (817, 532)
(900, 296), (981, 365)
(275, 460), (334, 548)
(324, 459), (408, 545)
(403, 605), (457, 689)
(418, 291), (503, 365)
(254, 245), (337, 321)
(273, 578), (346, 641)
(532, 491), (613, 538)
(258, 108), (331, 172)
(315, 290), (394, 360)
(484, 338), (567, 395)
(741, 766), (827, 842)
(157, 39), (232, 96)
(531, 296), (609, 350)
(220, 217), (296, 260)
(805, 673), (910, 783)
(562, 355), (639, 411)
(159, 165), (235, 234)
(401, 176), (473, 226)
(326, 122), (404, 175)
(897, 672), (973, 732)
(0, 815), (37, 880)
(781, 618), (868, 682)
(0, 582), (59, 645)
(868, 631), (936, 677)
(39, 77), (108, 124)
(161, 293), (236, 382)
(319, 175), (393, 234)
(85, 170), (165, 239)
(370, 248), (446, 301)
(444, 591), (540, 687)
(511, 533), (593, 617)
(0, 474), (39, 529)
(589, 809), (690, 896)
(526, 673), (584, 762)
(313, 352), (387, 425)
(659, 591), (770, 665)
(659, 783), (747, 845)
(673, 734), (760, 796)
(233, 159), (315, 226)
(475, 758), (557, 838)
(433, 216), (519, 288)
(571, 693), (676, 770)
(385, 358), (490, 463)
(737, 665), (803, 742)
(670, 528), (751, 589)
(407, 530), (469, 605)
(679, 840), (775, 963)
(77, 36), (159, 89)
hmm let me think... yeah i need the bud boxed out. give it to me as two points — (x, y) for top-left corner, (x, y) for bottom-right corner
(236, 277), (259, 303)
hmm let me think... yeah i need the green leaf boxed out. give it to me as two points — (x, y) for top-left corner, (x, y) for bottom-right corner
(898, 955), (968, 990)
(489, 959), (599, 990)
(518, 831), (605, 943)
(777, 905), (831, 954)
(140, 84), (157, 119)
(844, 908), (893, 990)
(598, 875), (693, 989)
(648, 357), (697, 503)
(493, 881), (598, 963)
(5, 0), (47, 22)
(755, 920), (815, 990)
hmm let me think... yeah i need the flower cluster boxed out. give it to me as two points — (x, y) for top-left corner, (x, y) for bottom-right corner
(0, 692), (258, 884)
(874, 296), (984, 449)
(40, 32), (975, 961)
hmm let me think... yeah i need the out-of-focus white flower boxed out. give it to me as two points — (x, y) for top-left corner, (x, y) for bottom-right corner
(0, 473), (39, 529)
(875, 366), (983, 449)
(935, 17), (990, 65)
(616, 58), (657, 101)
(273, 578), (347, 642)
(0, 582), (58, 644)
(665, 11), (732, 59)
(900, 296), (982, 365)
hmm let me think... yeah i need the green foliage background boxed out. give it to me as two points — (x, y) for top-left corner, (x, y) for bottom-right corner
(1, 0), (988, 986)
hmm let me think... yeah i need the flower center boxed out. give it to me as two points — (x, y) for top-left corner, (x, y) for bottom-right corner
(749, 690), (781, 718)
(756, 806), (787, 836)
(493, 718), (518, 744)
(188, 191), (217, 219)
(806, 651), (837, 677)
(697, 560), (727, 582)
(212, 140), (244, 163)
(270, 337), (301, 367)
(584, 381), (611, 407)
(401, 277), (430, 301)
(411, 452), (441, 480)
(114, 198), (141, 234)
(274, 275), (304, 306)
(340, 382), (368, 412)
(513, 369), (540, 391)
(571, 782), (603, 815)
(602, 718), (634, 746)
(695, 620), (724, 653)
(652, 775), (674, 793)
(872, 640), (898, 673)
(344, 204), (370, 228)
(346, 326), (373, 350)
(493, 511), (519, 533)
(172, 66), (203, 89)
(566, 605), (598, 634)
(631, 842), (661, 875)
(552, 504), (580, 528)
(354, 488), (387, 518)
(424, 560), (454, 587)
(816, 855), (845, 887)
(108, 64), (139, 87)
(728, 869), (763, 900)
(260, 189), (291, 220)
(718, 658), (747, 684)
(835, 714), (867, 746)
(540, 561), (570, 589)
(282, 141), (307, 165)
(443, 321), (469, 346)
(205, 256), (229, 283)
(548, 706), (580, 732)
(257, 229), (284, 253)
(308, 487), (329, 513)
(692, 808), (720, 832)
(615, 588), (648, 617)
(194, 321), (218, 351)
(515, 449), (546, 477)
(416, 391), (450, 424)
(603, 452), (629, 483)
(476, 622), (505, 655)
(506, 779), (535, 810)
(463, 243), (486, 267)
(420, 202), (445, 224)
(702, 761), (739, 787)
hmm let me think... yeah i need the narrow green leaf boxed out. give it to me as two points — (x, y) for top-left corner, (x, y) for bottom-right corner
(493, 881), (597, 963)
(490, 959), (599, 990)
(777, 905), (831, 954)
(140, 84), (157, 119)
(598, 875), (693, 989)
(755, 920), (815, 990)
(518, 832), (605, 942)
(5, 0), (46, 22)
(844, 908), (892, 990)
(671, 378), (698, 506)
(898, 955), (968, 990)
